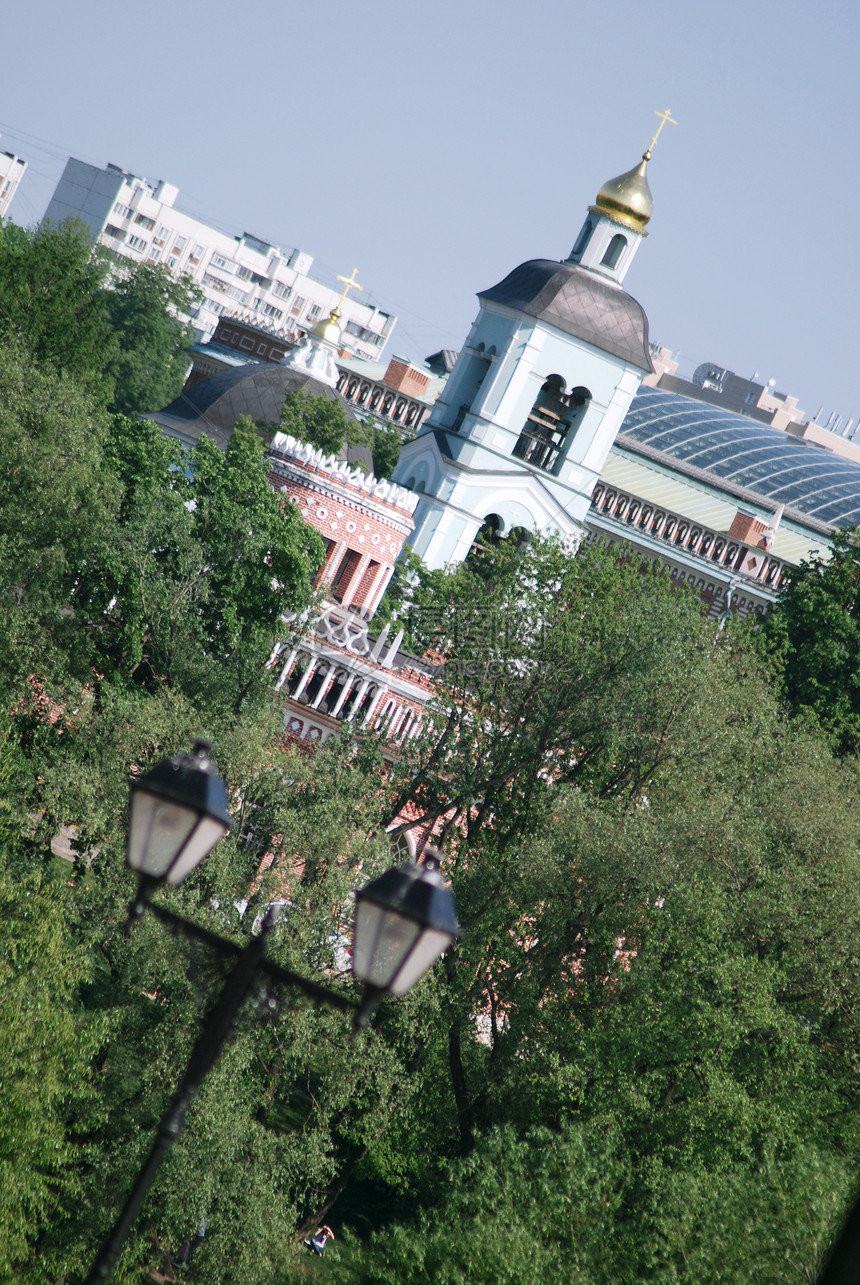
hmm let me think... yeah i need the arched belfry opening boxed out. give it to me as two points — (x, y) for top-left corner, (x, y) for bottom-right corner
(513, 377), (591, 472)
(467, 513), (502, 560)
(601, 233), (627, 269)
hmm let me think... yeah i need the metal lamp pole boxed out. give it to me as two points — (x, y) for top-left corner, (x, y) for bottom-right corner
(85, 743), (459, 1284)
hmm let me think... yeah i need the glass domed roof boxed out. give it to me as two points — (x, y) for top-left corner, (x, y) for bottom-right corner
(619, 386), (860, 527)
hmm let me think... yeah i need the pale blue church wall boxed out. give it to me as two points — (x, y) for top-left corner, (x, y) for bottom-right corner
(430, 309), (512, 430)
(470, 309), (643, 475)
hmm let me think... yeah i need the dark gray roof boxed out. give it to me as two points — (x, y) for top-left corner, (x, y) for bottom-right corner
(145, 364), (373, 470)
(425, 349), (459, 375)
(479, 260), (652, 372)
(621, 385), (860, 528)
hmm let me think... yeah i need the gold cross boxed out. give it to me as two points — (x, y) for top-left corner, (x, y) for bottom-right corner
(336, 267), (364, 309)
(645, 108), (678, 158)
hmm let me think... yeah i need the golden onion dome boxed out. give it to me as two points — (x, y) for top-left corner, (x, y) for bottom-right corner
(590, 154), (653, 232)
(310, 306), (343, 345)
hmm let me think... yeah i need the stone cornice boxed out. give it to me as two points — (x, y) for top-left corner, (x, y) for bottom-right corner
(268, 434), (416, 519)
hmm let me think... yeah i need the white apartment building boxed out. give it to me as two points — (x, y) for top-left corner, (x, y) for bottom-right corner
(42, 158), (396, 359)
(0, 139), (27, 220)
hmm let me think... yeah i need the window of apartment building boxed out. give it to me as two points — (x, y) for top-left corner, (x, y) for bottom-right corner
(211, 253), (234, 272)
(306, 304), (322, 324)
(345, 320), (381, 346)
(170, 236), (187, 256)
(134, 214), (155, 230)
(127, 234), (148, 252)
(148, 247), (161, 262)
(113, 202), (133, 219)
(203, 274), (247, 301)
(272, 281), (292, 300)
(289, 296), (306, 317)
(103, 224), (124, 240)
(189, 243), (205, 265)
(260, 302), (283, 320)
(154, 225), (170, 244)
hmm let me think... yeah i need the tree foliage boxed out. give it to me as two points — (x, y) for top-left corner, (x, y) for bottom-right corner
(366, 418), (402, 479)
(280, 388), (361, 456)
(757, 526), (860, 754)
(279, 393), (401, 478)
(103, 259), (201, 415)
(2, 227), (860, 1282)
(0, 219), (118, 402)
(0, 219), (203, 415)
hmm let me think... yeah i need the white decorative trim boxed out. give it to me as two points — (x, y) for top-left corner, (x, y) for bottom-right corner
(270, 432), (420, 515)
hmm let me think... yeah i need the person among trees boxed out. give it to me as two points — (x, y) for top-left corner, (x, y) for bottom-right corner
(305, 1224), (335, 1255)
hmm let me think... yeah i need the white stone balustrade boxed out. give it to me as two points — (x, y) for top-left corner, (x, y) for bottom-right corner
(589, 483), (789, 592)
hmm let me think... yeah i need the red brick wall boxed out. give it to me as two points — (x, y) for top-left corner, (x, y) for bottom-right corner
(268, 468), (410, 617)
(382, 359), (431, 397)
(727, 510), (769, 544)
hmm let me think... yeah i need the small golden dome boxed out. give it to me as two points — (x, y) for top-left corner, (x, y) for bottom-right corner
(591, 154), (653, 232)
(310, 306), (343, 344)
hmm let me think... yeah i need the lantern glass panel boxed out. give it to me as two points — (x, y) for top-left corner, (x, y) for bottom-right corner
(353, 898), (422, 990)
(166, 816), (231, 886)
(388, 927), (455, 995)
(128, 791), (228, 886)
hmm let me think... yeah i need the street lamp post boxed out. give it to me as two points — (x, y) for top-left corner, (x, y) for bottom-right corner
(86, 742), (459, 1284)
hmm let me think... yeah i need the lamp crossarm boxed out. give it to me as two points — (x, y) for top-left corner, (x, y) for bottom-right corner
(146, 901), (358, 1013)
(88, 902), (359, 1282)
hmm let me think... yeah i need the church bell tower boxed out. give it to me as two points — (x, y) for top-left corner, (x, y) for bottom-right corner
(394, 114), (676, 571)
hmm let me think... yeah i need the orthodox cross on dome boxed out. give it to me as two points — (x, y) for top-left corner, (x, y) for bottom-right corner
(644, 108), (678, 159)
(336, 267), (364, 309)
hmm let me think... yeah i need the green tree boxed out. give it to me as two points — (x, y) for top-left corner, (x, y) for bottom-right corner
(329, 1129), (850, 1285)
(184, 418), (325, 709)
(280, 389), (365, 456)
(0, 731), (107, 1282)
(0, 220), (118, 402)
(0, 338), (119, 704)
(757, 527), (860, 754)
(366, 419), (402, 479)
(102, 260), (201, 415)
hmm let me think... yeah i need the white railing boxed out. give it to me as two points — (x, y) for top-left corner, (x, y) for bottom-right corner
(589, 483), (789, 592)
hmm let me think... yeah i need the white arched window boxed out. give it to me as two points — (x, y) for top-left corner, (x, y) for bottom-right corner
(601, 233), (627, 270)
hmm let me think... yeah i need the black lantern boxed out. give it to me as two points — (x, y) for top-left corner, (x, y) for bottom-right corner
(126, 740), (233, 888)
(352, 847), (461, 1000)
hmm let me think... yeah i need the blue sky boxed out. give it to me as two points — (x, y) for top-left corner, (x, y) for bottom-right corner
(4, 0), (860, 421)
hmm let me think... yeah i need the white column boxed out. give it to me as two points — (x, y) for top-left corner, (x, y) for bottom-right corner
(275, 647), (298, 690)
(361, 687), (385, 728)
(370, 699), (393, 729)
(311, 668), (335, 709)
(345, 678), (370, 721)
(366, 563), (393, 617)
(331, 674), (355, 718)
(322, 542), (347, 589)
(292, 657), (317, 700)
(384, 629), (405, 666)
(392, 708), (413, 739)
